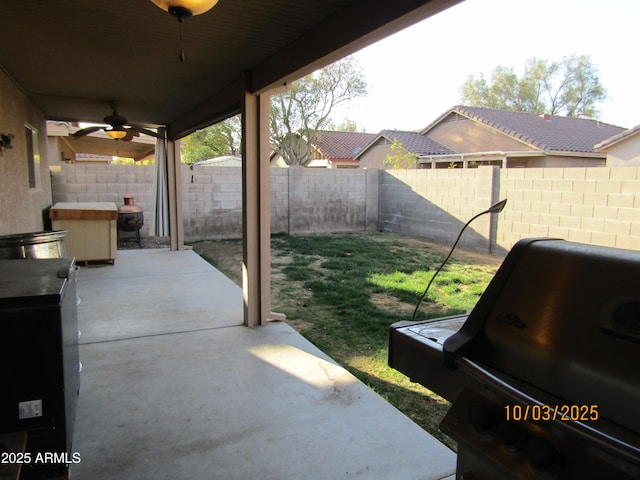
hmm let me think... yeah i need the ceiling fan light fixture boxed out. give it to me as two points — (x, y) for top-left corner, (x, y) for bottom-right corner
(106, 127), (128, 140)
(151, 0), (219, 61)
(150, 0), (219, 19)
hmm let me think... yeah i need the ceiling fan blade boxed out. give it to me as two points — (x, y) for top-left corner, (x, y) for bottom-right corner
(72, 126), (103, 138)
(130, 125), (162, 139)
(122, 129), (140, 142)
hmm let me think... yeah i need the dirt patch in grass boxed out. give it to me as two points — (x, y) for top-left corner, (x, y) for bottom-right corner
(370, 292), (448, 317)
(401, 236), (501, 265)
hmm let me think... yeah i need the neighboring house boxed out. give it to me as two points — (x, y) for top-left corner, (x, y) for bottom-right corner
(271, 130), (376, 168)
(419, 106), (626, 168)
(270, 133), (311, 167)
(356, 129), (454, 169)
(594, 124), (640, 166)
(310, 131), (377, 168)
(356, 106), (627, 169)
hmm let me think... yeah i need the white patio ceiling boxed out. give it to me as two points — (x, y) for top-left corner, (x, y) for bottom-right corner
(1, 0), (462, 140)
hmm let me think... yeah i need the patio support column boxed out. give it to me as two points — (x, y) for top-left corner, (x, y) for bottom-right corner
(167, 139), (185, 251)
(241, 85), (275, 327)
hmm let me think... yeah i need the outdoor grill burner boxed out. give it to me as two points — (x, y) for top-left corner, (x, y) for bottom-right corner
(389, 238), (640, 479)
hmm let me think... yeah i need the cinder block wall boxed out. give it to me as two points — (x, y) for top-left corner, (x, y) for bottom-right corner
(51, 164), (379, 241)
(271, 168), (289, 234)
(182, 165), (243, 240)
(51, 164), (154, 237)
(498, 167), (640, 250)
(180, 165), (378, 239)
(51, 164), (640, 252)
(381, 167), (500, 252)
(286, 166), (377, 234)
(381, 166), (640, 252)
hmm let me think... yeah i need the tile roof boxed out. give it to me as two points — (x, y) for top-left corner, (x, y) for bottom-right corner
(379, 130), (455, 156)
(313, 131), (378, 160)
(594, 124), (640, 151)
(423, 106), (626, 153)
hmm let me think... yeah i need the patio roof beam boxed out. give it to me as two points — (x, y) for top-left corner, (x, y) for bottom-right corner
(167, 79), (243, 142)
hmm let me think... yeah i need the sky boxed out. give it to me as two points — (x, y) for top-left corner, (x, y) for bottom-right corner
(332, 0), (640, 133)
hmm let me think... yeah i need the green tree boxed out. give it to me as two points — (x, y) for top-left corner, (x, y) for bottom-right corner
(181, 115), (241, 164)
(271, 57), (367, 166)
(335, 118), (363, 133)
(384, 139), (417, 169)
(460, 55), (607, 118)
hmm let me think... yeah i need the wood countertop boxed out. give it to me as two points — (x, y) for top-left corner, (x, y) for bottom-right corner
(50, 202), (118, 221)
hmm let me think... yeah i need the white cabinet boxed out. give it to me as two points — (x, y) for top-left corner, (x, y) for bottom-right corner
(50, 202), (118, 264)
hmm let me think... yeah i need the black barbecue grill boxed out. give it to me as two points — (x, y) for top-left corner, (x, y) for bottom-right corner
(389, 238), (640, 479)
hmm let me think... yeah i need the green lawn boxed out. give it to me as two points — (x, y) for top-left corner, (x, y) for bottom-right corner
(192, 232), (502, 451)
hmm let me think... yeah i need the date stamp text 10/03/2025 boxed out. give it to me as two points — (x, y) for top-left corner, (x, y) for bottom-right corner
(504, 404), (599, 422)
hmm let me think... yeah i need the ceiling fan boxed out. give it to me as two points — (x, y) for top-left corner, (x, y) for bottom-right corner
(72, 102), (161, 141)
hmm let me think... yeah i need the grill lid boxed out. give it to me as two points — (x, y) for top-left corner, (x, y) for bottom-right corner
(444, 238), (640, 435)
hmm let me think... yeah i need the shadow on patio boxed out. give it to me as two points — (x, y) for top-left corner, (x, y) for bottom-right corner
(70, 248), (456, 479)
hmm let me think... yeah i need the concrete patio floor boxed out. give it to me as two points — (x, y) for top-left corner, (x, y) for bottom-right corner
(70, 248), (456, 479)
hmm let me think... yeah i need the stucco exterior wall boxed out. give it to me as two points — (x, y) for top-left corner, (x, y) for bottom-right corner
(604, 135), (640, 166)
(426, 116), (534, 153)
(48, 136), (78, 166)
(357, 139), (391, 169)
(0, 69), (52, 235)
(519, 155), (604, 168)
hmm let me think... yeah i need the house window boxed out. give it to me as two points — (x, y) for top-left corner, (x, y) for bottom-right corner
(25, 125), (41, 188)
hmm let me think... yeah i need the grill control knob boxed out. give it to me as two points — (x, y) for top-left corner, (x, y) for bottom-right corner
(526, 436), (560, 470)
